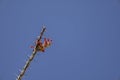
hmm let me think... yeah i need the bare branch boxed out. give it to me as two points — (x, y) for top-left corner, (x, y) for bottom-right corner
(16, 27), (46, 80)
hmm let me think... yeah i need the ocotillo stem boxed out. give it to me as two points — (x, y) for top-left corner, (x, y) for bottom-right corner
(16, 27), (46, 80)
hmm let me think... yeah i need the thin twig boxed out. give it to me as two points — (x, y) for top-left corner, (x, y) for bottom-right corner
(16, 27), (46, 80)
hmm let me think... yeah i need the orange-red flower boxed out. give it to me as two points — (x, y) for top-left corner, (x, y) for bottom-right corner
(34, 38), (52, 52)
(42, 38), (52, 48)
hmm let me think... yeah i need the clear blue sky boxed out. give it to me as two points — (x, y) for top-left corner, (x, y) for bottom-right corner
(0, 0), (120, 80)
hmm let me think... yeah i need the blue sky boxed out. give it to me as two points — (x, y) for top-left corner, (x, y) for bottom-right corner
(0, 0), (120, 80)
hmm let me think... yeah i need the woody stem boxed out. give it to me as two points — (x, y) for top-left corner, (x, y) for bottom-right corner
(16, 27), (46, 80)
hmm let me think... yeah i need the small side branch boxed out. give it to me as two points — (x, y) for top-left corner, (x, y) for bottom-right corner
(16, 27), (46, 80)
